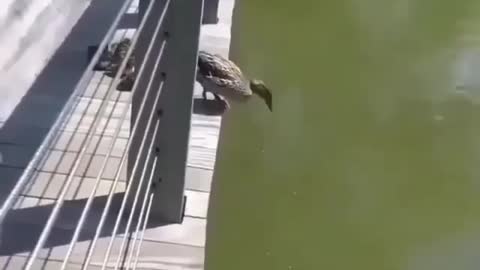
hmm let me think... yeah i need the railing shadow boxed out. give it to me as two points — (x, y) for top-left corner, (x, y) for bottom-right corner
(0, 193), (169, 256)
(0, 0), (125, 198)
(192, 98), (228, 116)
(0, 0), (215, 263)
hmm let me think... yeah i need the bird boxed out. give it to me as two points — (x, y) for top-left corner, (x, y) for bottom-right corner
(196, 50), (273, 111)
(98, 38), (136, 92)
(90, 38), (136, 91)
(116, 71), (135, 92)
(105, 38), (135, 80)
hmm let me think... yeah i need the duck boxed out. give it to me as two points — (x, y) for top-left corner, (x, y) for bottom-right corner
(116, 70), (135, 92)
(196, 50), (272, 111)
(104, 38), (135, 80)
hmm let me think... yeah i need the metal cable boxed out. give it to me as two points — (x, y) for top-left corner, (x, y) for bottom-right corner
(83, 85), (162, 269)
(15, 7), (132, 268)
(23, 0), (158, 268)
(124, 157), (157, 270)
(97, 34), (170, 267)
(132, 192), (155, 270)
(20, 35), (131, 211)
(99, 58), (167, 268)
(57, 76), (126, 269)
(108, 118), (159, 270)
(68, 27), (135, 202)
(111, 122), (162, 268)
(21, 65), (126, 269)
(0, 0), (135, 226)
(61, 1), (169, 266)
(82, 44), (167, 269)
(55, 25), (133, 201)
(111, 0), (172, 266)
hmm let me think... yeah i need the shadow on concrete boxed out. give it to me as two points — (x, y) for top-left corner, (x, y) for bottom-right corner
(0, 193), (170, 257)
(193, 98), (227, 116)
(0, 0), (210, 265)
(0, 0), (124, 213)
(0, 0), (149, 263)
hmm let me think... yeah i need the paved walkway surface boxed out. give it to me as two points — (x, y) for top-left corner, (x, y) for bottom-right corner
(0, 0), (233, 268)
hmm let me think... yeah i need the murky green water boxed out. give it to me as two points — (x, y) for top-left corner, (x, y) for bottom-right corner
(206, 1), (480, 269)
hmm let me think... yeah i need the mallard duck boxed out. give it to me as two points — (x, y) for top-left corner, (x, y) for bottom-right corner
(117, 71), (135, 92)
(105, 38), (135, 80)
(90, 38), (135, 91)
(196, 50), (272, 111)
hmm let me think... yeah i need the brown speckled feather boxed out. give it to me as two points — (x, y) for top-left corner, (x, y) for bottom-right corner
(106, 38), (135, 78)
(111, 38), (131, 64)
(197, 51), (249, 93)
(196, 50), (272, 111)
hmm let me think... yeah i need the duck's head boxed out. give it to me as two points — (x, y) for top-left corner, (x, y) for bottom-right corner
(250, 79), (273, 112)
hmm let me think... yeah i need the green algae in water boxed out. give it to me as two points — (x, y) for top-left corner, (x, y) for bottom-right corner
(205, 1), (480, 269)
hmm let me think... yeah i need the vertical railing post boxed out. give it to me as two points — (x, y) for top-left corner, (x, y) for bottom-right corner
(148, 0), (203, 223)
(128, 0), (204, 223)
(127, 0), (169, 220)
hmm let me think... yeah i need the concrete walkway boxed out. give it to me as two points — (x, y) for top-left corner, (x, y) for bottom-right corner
(0, 0), (234, 268)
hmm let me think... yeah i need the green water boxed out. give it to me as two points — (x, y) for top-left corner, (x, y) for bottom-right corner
(205, 1), (480, 269)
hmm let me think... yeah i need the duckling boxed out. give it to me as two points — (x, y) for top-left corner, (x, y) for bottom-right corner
(116, 70), (135, 92)
(196, 50), (272, 111)
(105, 38), (135, 79)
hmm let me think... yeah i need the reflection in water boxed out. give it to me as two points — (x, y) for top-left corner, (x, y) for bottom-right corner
(455, 50), (480, 104)
(407, 230), (480, 270)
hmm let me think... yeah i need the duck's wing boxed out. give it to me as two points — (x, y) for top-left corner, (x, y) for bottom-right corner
(106, 38), (134, 77)
(197, 51), (243, 82)
(115, 39), (131, 59)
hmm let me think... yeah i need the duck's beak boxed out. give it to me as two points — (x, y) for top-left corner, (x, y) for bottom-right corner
(259, 86), (272, 112)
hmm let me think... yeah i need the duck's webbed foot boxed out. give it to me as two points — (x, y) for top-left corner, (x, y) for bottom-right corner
(213, 94), (229, 110)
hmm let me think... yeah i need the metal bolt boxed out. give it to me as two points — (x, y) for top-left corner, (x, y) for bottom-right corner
(156, 109), (163, 117)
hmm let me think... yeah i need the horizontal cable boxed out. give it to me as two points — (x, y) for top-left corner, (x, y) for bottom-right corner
(85, 85), (162, 270)
(110, 119), (159, 270)
(100, 55), (167, 269)
(124, 157), (157, 270)
(24, 0), (160, 268)
(111, 110), (164, 268)
(62, 0), (170, 266)
(112, 0), (172, 266)
(82, 39), (167, 268)
(0, 0), (136, 227)
(132, 192), (155, 270)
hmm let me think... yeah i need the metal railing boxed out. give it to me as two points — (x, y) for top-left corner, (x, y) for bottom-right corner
(0, 0), (206, 268)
